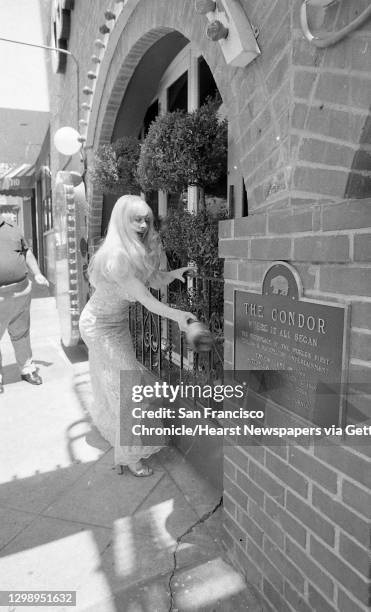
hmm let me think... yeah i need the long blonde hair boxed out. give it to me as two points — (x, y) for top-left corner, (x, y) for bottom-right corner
(88, 195), (162, 286)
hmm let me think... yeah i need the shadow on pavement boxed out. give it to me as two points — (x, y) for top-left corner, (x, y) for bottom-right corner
(0, 295), (262, 611)
(0, 447), (260, 611)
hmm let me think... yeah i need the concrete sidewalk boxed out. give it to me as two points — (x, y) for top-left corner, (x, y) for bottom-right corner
(0, 288), (262, 612)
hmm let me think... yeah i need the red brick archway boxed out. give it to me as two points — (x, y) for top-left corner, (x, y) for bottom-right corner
(85, 0), (240, 242)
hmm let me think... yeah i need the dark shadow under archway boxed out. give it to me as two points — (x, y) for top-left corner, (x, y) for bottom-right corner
(113, 31), (189, 140)
(101, 32), (190, 234)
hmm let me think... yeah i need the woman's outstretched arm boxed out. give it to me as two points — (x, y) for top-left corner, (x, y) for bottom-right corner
(122, 276), (196, 330)
(149, 266), (195, 289)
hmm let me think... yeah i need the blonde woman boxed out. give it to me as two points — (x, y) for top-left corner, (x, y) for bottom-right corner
(79, 195), (195, 477)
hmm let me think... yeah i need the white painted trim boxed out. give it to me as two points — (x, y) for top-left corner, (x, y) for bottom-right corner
(156, 44), (191, 95)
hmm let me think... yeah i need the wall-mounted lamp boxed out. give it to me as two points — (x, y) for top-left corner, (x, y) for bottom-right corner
(195, 0), (260, 67)
(54, 127), (82, 156)
(207, 20), (229, 41)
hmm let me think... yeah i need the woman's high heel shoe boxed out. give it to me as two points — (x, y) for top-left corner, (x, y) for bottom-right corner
(128, 462), (154, 477)
(116, 462), (153, 477)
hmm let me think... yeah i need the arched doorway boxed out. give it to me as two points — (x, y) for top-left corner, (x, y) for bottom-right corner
(100, 39), (228, 235)
(90, 38), (230, 489)
(83, 0), (250, 487)
(85, 0), (246, 242)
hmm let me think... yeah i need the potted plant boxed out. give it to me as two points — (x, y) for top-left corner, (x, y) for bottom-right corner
(89, 136), (141, 194)
(137, 96), (227, 208)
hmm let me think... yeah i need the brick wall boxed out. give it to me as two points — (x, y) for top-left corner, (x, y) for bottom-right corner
(49, 0), (371, 609)
(48, 0), (109, 194)
(221, 1), (371, 610)
(222, 435), (370, 611)
(236, 0), (371, 211)
(81, 0), (238, 241)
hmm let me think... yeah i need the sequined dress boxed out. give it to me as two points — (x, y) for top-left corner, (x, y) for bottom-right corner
(79, 276), (164, 465)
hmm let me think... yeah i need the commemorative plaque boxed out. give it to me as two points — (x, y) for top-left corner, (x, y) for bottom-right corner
(234, 262), (348, 426)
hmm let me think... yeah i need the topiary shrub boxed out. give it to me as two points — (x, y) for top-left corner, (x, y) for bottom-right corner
(159, 205), (228, 277)
(159, 206), (227, 327)
(89, 136), (141, 194)
(137, 97), (227, 207)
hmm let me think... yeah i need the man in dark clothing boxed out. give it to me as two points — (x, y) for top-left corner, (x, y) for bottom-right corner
(0, 214), (49, 393)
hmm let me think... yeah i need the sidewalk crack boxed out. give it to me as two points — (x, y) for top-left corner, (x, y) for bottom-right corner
(168, 495), (223, 612)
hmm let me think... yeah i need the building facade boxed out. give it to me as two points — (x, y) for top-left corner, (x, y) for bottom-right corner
(0, 0), (51, 267)
(49, 1), (371, 610)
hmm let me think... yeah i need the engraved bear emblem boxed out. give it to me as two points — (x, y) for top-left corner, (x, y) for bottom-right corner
(270, 275), (289, 296)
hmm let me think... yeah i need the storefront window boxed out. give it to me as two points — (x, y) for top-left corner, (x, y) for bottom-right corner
(139, 46), (229, 216)
(198, 56), (218, 106)
(139, 99), (159, 139)
(140, 100), (160, 221)
(167, 71), (188, 112)
(242, 179), (248, 217)
(198, 58), (227, 214)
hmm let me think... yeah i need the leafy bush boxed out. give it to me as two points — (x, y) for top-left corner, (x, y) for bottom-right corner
(137, 111), (187, 194)
(137, 97), (227, 200)
(89, 136), (141, 194)
(159, 205), (227, 278)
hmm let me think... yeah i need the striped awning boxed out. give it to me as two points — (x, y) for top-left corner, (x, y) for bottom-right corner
(0, 164), (35, 196)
